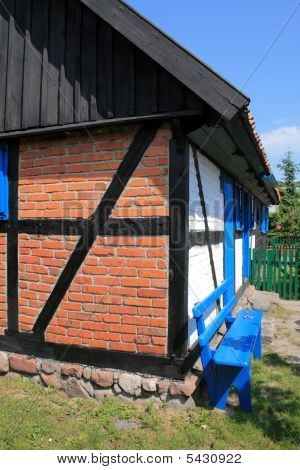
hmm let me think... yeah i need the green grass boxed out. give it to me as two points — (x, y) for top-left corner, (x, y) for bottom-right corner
(0, 353), (299, 450)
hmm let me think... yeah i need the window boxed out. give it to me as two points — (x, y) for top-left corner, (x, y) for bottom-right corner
(261, 205), (269, 233)
(0, 145), (9, 220)
(235, 185), (244, 231)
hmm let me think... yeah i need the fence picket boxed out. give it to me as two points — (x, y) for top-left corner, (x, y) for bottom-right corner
(288, 249), (294, 300)
(283, 250), (288, 299)
(267, 250), (272, 291)
(250, 246), (300, 301)
(257, 249), (262, 290)
(262, 250), (267, 291)
(295, 251), (300, 301)
(273, 250), (277, 292)
(269, 236), (300, 248)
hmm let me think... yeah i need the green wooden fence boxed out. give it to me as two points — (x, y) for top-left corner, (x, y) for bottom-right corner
(250, 248), (300, 300)
(268, 236), (300, 249)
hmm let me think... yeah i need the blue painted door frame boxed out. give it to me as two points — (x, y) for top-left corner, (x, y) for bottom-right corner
(242, 192), (251, 280)
(223, 175), (235, 306)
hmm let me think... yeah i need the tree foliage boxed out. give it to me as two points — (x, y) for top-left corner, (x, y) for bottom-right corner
(271, 151), (300, 234)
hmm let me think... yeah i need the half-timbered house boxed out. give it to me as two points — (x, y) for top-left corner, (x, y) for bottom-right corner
(0, 0), (279, 400)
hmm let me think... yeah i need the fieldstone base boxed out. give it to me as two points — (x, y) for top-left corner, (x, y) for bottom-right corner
(0, 350), (202, 408)
(233, 286), (276, 345)
(234, 286), (280, 314)
(233, 285), (256, 314)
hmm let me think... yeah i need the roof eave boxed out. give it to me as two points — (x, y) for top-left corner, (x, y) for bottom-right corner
(240, 109), (280, 205)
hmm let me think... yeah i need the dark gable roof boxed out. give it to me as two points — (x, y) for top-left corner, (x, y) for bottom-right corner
(0, 0), (207, 135)
(0, 0), (278, 203)
(82, 0), (249, 120)
(0, 0), (248, 136)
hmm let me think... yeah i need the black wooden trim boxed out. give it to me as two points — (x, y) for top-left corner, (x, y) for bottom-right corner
(0, 332), (186, 379)
(0, 110), (200, 141)
(7, 140), (19, 332)
(32, 123), (160, 337)
(189, 230), (224, 248)
(256, 232), (267, 250)
(17, 217), (169, 236)
(168, 127), (189, 358)
(101, 217), (169, 236)
(235, 230), (243, 240)
(252, 224), (267, 250)
(181, 343), (200, 376)
(18, 218), (87, 236)
(0, 221), (8, 233)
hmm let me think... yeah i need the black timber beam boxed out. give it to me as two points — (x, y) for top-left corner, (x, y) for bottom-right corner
(18, 217), (169, 237)
(0, 110), (201, 141)
(168, 120), (189, 358)
(0, 221), (8, 233)
(32, 122), (160, 337)
(189, 230), (224, 248)
(0, 331), (188, 380)
(7, 139), (19, 332)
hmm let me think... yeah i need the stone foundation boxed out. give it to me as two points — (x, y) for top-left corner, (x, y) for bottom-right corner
(233, 285), (256, 314)
(0, 350), (202, 408)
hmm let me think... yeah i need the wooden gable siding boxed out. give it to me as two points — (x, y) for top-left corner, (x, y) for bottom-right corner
(0, 0), (203, 134)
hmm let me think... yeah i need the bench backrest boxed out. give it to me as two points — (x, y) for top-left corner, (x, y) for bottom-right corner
(193, 278), (236, 347)
(192, 279), (236, 405)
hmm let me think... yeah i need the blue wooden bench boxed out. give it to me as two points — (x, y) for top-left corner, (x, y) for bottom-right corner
(193, 279), (263, 412)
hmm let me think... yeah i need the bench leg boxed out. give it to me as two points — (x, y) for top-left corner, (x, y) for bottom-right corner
(214, 367), (237, 410)
(215, 366), (252, 412)
(236, 366), (252, 412)
(253, 325), (262, 360)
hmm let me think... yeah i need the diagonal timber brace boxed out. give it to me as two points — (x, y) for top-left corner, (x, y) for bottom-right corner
(32, 122), (160, 336)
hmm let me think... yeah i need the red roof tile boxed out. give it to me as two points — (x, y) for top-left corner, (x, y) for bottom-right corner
(243, 108), (280, 203)
(245, 108), (272, 175)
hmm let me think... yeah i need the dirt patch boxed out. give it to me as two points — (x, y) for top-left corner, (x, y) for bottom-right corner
(264, 304), (300, 359)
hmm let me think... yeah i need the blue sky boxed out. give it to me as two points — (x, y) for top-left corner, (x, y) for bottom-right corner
(126, 0), (300, 178)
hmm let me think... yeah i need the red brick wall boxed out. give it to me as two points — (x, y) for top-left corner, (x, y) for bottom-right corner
(18, 124), (171, 356)
(0, 235), (6, 334)
(19, 235), (168, 355)
(19, 125), (169, 219)
(19, 234), (79, 333)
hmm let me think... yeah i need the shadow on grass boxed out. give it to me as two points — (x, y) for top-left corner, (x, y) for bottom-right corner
(229, 353), (300, 446)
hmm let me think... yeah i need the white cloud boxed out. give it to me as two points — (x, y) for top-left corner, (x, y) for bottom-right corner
(261, 126), (300, 158)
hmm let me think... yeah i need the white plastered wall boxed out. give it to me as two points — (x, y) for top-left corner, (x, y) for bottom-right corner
(188, 148), (224, 348)
(235, 237), (243, 291)
(235, 231), (255, 293)
(189, 149), (224, 231)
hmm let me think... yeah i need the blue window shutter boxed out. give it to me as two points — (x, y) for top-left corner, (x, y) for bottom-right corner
(0, 145), (9, 220)
(251, 198), (256, 228)
(260, 205), (265, 232)
(260, 205), (268, 233)
(265, 207), (269, 232)
(235, 185), (244, 231)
